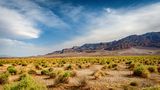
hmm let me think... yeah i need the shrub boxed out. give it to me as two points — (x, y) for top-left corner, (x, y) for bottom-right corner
(35, 64), (42, 70)
(7, 66), (17, 75)
(108, 63), (117, 69)
(48, 67), (54, 72)
(133, 65), (150, 78)
(143, 86), (160, 90)
(49, 70), (65, 79)
(4, 74), (47, 90)
(157, 66), (160, 73)
(130, 81), (138, 86)
(54, 71), (71, 85)
(0, 62), (3, 66)
(147, 66), (157, 73)
(128, 62), (139, 70)
(70, 70), (77, 77)
(65, 64), (73, 70)
(101, 64), (108, 70)
(125, 61), (132, 65)
(0, 72), (10, 84)
(92, 70), (108, 79)
(21, 63), (27, 66)
(49, 71), (57, 79)
(28, 69), (37, 75)
(41, 69), (49, 75)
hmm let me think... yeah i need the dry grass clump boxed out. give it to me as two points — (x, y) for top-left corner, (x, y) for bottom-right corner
(92, 70), (108, 79)
(108, 63), (118, 69)
(0, 72), (10, 84)
(28, 69), (37, 75)
(52, 70), (77, 78)
(4, 74), (47, 90)
(41, 69), (50, 75)
(54, 71), (71, 85)
(0, 62), (3, 66)
(128, 62), (140, 70)
(133, 65), (150, 78)
(142, 86), (160, 90)
(35, 64), (42, 70)
(147, 66), (157, 73)
(65, 64), (76, 70)
(49, 70), (64, 79)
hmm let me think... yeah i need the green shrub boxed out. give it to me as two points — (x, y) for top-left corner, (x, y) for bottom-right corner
(147, 66), (157, 73)
(4, 74), (47, 90)
(41, 69), (49, 75)
(65, 64), (73, 70)
(128, 62), (139, 70)
(28, 69), (37, 75)
(0, 62), (3, 66)
(143, 86), (160, 90)
(7, 66), (17, 75)
(48, 67), (54, 72)
(54, 71), (71, 85)
(49, 70), (65, 79)
(108, 63), (117, 69)
(133, 65), (150, 78)
(49, 71), (57, 79)
(0, 72), (10, 84)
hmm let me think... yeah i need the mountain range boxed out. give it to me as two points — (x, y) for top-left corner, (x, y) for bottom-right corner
(46, 32), (160, 57)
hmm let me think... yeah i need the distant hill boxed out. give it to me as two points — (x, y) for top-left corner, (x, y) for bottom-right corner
(46, 32), (160, 57)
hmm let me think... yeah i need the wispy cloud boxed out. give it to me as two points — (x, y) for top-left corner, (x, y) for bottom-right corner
(56, 3), (160, 49)
(0, 0), (68, 40)
(0, 6), (40, 39)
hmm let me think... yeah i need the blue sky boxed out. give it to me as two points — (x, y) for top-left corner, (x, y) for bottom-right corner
(0, 0), (160, 56)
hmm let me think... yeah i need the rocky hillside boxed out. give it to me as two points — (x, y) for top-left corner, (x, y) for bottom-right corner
(47, 32), (160, 55)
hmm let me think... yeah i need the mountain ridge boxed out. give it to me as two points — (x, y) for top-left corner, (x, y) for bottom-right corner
(47, 32), (160, 56)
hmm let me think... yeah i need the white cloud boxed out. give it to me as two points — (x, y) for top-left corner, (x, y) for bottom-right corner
(0, 0), (68, 40)
(56, 3), (160, 49)
(0, 38), (49, 57)
(0, 0), (69, 56)
(0, 6), (40, 39)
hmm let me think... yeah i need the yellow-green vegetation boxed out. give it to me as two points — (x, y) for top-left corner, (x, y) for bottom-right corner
(3, 74), (47, 90)
(0, 56), (159, 90)
(7, 66), (17, 75)
(0, 72), (10, 84)
(133, 65), (150, 78)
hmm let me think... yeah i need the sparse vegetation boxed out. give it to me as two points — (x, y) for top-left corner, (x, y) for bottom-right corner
(41, 69), (50, 75)
(28, 69), (37, 75)
(7, 66), (17, 75)
(3, 74), (47, 90)
(133, 65), (150, 78)
(0, 56), (159, 90)
(0, 72), (10, 84)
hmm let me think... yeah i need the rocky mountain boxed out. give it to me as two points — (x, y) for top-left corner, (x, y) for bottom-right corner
(47, 32), (160, 55)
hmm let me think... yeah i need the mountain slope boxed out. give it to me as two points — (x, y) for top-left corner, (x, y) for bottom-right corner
(47, 32), (160, 56)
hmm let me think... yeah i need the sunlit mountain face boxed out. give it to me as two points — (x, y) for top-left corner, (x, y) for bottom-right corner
(0, 0), (160, 56)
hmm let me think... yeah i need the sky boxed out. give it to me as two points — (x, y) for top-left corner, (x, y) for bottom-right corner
(0, 0), (160, 57)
